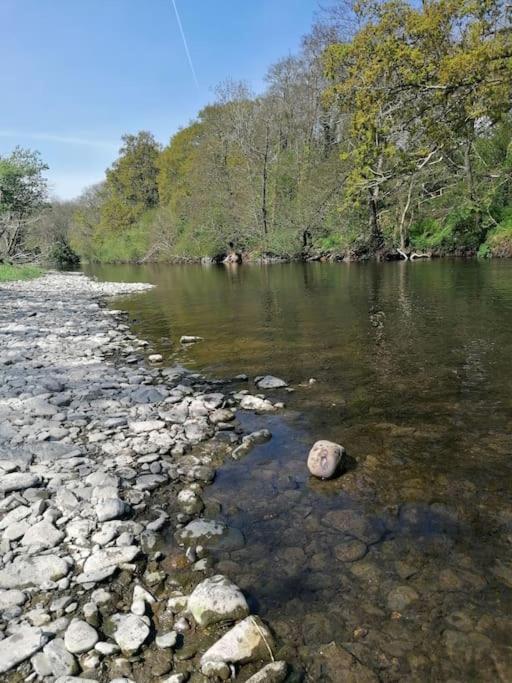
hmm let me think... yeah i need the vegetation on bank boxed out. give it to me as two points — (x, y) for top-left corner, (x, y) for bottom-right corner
(1, 1), (511, 264)
(0, 264), (43, 282)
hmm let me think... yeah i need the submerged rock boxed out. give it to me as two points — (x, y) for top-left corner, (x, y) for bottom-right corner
(307, 440), (346, 479)
(180, 335), (203, 344)
(188, 575), (249, 627)
(246, 661), (288, 683)
(200, 616), (274, 665)
(255, 375), (288, 389)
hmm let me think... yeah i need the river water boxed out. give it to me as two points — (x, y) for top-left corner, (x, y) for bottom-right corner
(85, 261), (512, 681)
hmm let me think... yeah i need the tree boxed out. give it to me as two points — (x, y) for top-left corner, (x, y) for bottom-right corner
(0, 147), (48, 260)
(100, 131), (161, 233)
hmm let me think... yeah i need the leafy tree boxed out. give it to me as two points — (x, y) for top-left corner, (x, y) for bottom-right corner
(0, 147), (48, 260)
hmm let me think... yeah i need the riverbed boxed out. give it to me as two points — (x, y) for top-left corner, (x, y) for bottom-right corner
(84, 260), (512, 681)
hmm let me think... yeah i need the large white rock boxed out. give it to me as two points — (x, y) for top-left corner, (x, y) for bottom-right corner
(200, 616), (274, 665)
(0, 472), (40, 493)
(0, 555), (70, 589)
(189, 575), (249, 627)
(82, 545), (139, 573)
(307, 440), (345, 479)
(21, 520), (64, 548)
(64, 619), (98, 654)
(0, 626), (48, 673)
(109, 613), (150, 655)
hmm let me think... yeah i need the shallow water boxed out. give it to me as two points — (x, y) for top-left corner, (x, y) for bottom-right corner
(85, 261), (512, 681)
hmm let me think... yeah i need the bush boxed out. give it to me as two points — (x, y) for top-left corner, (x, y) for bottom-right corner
(481, 211), (512, 257)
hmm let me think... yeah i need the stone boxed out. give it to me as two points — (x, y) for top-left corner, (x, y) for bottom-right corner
(334, 540), (368, 562)
(255, 375), (288, 389)
(82, 545), (139, 573)
(307, 440), (345, 479)
(0, 626), (48, 674)
(0, 504), (30, 529)
(177, 491), (203, 518)
(3, 520), (29, 541)
(188, 574), (249, 627)
(246, 661), (288, 683)
(0, 554), (70, 589)
(109, 613), (151, 656)
(21, 520), (64, 548)
(0, 472), (40, 493)
(240, 395), (276, 412)
(176, 519), (226, 547)
(155, 631), (178, 649)
(95, 498), (129, 522)
(200, 616), (274, 665)
(201, 661), (231, 679)
(324, 509), (385, 544)
(42, 638), (78, 676)
(0, 588), (27, 610)
(387, 585), (419, 611)
(64, 619), (98, 654)
(180, 335), (203, 344)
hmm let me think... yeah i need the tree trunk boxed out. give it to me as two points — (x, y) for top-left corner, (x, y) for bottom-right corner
(261, 125), (270, 236)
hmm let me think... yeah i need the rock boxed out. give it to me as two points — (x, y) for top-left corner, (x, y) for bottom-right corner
(177, 489), (204, 515)
(148, 354), (163, 363)
(155, 631), (178, 649)
(307, 440), (345, 479)
(109, 613), (151, 655)
(180, 335), (203, 344)
(64, 619), (98, 654)
(200, 616), (274, 665)
(21, 520), (64, 548)
(0, 472), (40, 493)
(95, 498), (130, 522)
(334, 540), (368, 562)
(201, 661), (231, 679)
(255, 375), (288, 389)
(246, 661), (288, 683)
(387, 585), (419, 611)
(42, 637), (79, 676)
(0, 588), (27, 610)
(188, 574), (249, 627)
(0, 554), (70, 589)
(82, 545), (139, 573)
(0, 626), (48, 673)
(176, 519), (226, 547)
(240, 395), (276, 412)
(129, 419), (166, 433)
(324, 509), (385, 544)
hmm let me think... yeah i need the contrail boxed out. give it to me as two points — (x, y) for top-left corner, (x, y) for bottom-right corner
(171, 0), (200, 90)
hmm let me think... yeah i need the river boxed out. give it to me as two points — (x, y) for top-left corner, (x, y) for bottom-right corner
(84, 260), (512, 681)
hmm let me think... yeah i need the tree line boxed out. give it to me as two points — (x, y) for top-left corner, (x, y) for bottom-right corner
(2, 0), (511, 265)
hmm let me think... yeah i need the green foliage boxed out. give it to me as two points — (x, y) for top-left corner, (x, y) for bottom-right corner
(0, 264), (43, 281)
(69, 1), (512, 263)
(481, 211), (512, 258)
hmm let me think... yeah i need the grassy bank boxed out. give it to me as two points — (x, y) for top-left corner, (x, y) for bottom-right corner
(0, 264), (43, 282)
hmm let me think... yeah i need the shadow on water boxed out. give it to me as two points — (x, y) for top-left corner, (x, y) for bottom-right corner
(85, 260), (512, 681)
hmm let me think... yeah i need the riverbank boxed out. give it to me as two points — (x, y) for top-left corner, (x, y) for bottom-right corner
(0, 272), (288, 682)
(0, 264), (44, 282)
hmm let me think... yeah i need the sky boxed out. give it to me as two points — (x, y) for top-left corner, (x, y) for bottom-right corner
(0, 0), (324, 200)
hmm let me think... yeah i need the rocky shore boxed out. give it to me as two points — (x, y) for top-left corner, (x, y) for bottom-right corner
(0, 272), (287, 683)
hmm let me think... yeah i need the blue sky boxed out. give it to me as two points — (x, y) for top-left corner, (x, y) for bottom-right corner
(0, 0), (324, 200)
